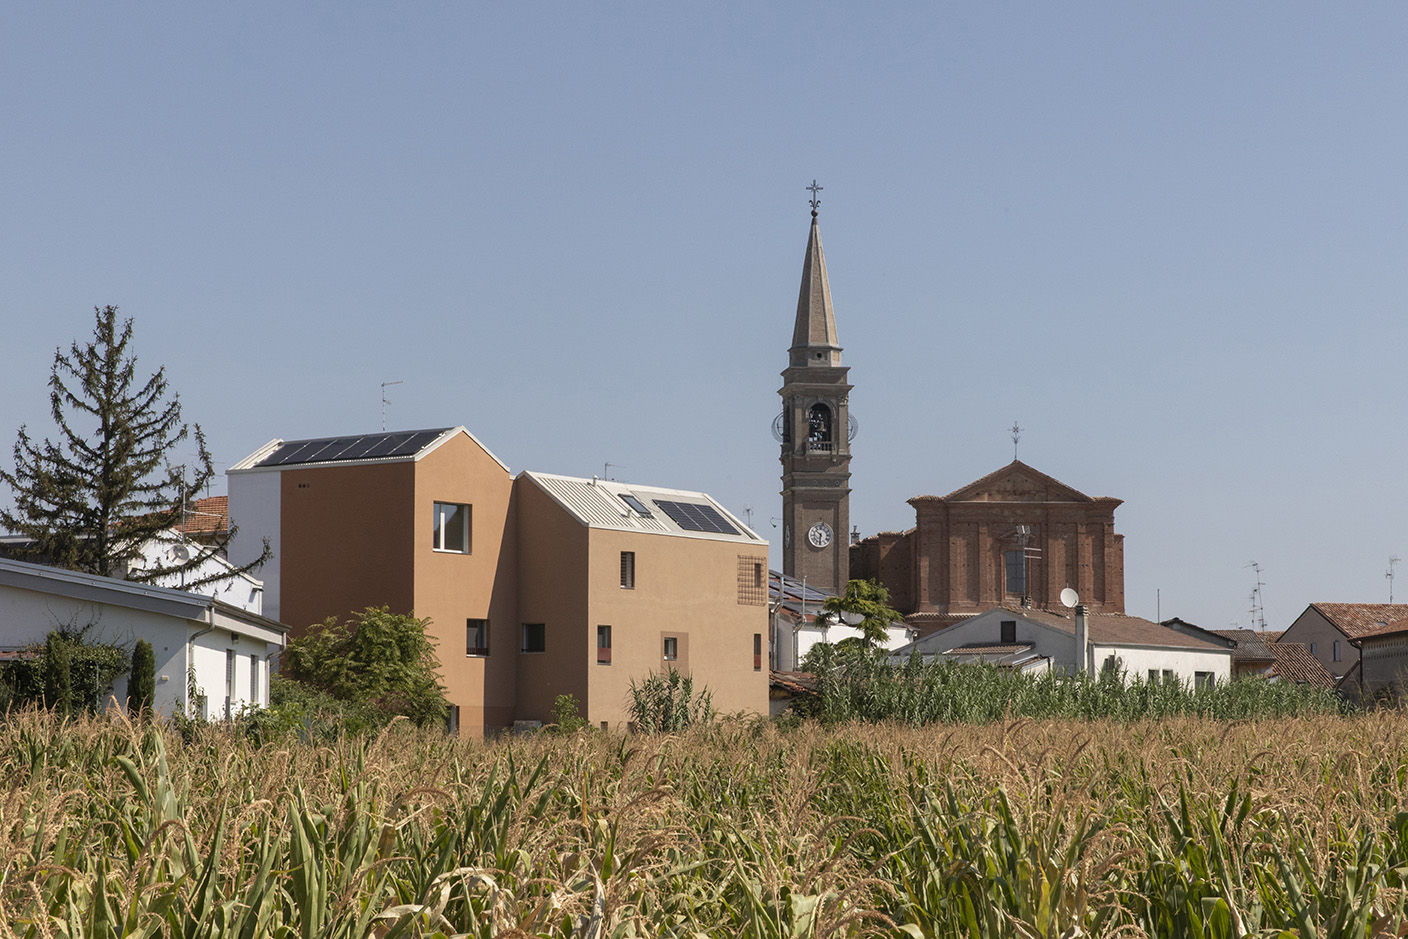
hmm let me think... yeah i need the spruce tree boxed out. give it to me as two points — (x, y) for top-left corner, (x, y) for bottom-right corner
(1, 306), (267, 585)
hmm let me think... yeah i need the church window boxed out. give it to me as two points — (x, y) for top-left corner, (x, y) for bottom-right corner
(807, 404), (832, 445)
(1004, 550), (1026, 596)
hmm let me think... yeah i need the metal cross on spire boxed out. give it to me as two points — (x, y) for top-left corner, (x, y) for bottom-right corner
(1009, 421), (1022, 460)
(806, 179), (823, 217)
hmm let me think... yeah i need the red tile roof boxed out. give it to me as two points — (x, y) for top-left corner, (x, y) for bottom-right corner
(1308, 603), (1408, 640)
(177, 496), (228, 535)
(1014, 607), (1227, 651)
(1211, 628), (1277, 662)
(1271, 643), (1336, 687)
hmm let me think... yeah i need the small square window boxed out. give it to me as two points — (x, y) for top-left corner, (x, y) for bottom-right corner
(521, 623), (545, 654)
(467, 619), (489, 656)
(663, 636), (678, 661)
(620, 552), (635, 589)
(434, 502), (471, 553)
(1194, 671), (1214, 690)
(597, 625), (612, 665)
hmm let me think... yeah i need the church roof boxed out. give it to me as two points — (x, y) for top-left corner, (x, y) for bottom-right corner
(788, 213), (842, 367)
(909, 460), (1120, 506)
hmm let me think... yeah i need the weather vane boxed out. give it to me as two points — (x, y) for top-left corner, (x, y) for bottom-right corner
(807, 179), (823, 217)
(1009, 421), (1022, 460)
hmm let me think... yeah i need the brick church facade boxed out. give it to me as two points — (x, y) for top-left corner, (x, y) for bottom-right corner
(850, 461), (1125, 634)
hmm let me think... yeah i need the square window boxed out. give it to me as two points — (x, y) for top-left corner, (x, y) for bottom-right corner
(1194, 671), (1214, 690)
(597, 625), (612, 665)
(467, 619), (489, 656)
(434, 502), (471, 553)
(663, 636), (678, 661)
(521, 623), (545, 654)
(620, 551), (635, 589)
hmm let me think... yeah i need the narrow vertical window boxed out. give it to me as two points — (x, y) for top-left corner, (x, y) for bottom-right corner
(1333, 640), (1341, 662)
(663, 637), (678, 661)
(433, 502), (471, 553)
(250, 653), (259, 703)
(467, 619), (489, 656)
(620, 551), (635, 589)
(753, 633), (762, 671)
(225, 649), (236, 718)
(1004, 551), (1026, 596)
(597, 625), (612, 664)
(753, 562), (763, 589)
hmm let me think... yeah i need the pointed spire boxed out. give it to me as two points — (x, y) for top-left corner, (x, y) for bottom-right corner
(790, 186), (842, 368)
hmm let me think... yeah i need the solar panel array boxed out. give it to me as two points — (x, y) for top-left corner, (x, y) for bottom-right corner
(254, 429), (451, 467)
(652, 499), (739, 535)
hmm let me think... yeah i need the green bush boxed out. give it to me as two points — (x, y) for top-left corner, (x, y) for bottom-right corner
(627, 668), (713, 733)
(128, 639), (155, 715)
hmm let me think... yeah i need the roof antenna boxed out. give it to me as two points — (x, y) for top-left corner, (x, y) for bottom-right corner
(381, 380), (403, 432)
(1009, 421), (1022, 461)
(1389, 556), (1400, 603)
(1246, 561), (1267, 630)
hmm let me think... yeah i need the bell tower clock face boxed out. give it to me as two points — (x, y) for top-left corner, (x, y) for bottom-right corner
(808, 522), (833, 548)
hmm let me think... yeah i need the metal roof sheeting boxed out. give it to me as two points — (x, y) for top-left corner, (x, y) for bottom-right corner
(522, 472), (763, 543)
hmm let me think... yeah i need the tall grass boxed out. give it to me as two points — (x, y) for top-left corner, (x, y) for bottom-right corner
(0, 707), (1405, 936)
(800, 647), (1346, 725)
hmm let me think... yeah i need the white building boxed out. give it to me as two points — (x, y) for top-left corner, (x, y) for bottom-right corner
(889, 606), (1233, 688)
(0, 556), (285, 718)
(769, 570), (916, 671)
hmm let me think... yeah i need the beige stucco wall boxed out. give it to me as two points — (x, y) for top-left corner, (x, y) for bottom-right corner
(411, 434), (517, 733)
(1280, 607), (1358, 679)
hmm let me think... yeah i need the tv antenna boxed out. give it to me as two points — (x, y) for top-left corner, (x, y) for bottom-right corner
(1389, 556), (1401, 603)
(603, 462), (623, 481)
(1246, 561), (1267, 630)
(380, 380), (403, 432)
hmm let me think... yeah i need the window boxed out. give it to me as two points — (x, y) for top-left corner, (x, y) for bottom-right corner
(1194, 671), (1214, 690)
(1147, 668), (1158, 683)
(663, 637), (678, 661)
(1162, 669), (1174, 682)
(1333, 640), (1341, 662)
(521, 623), (545, 654)
(433, 502), (470, 553)
(754, 633), (762, 671)
(467, 619), (489, 656)
(1309, 642), (1317, 656)
(1000, 620), (1016, 644)
(807, 403), (832, 444)
(1004, 551), (1026, 596)
(225, 649), (236, 719)
(597, 625), (612, 664)
(620, 551), (635, 589)
(620, 493), (653, 517)
(250, 653), (259, 702)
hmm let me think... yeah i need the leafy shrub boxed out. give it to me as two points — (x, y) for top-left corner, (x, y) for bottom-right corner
(128, 639), (155, 715)
(627, 668), (713, 733)
(550, 693), (587, 734)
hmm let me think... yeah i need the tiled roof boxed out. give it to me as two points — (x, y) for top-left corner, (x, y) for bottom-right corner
(177, 496), (228, 534)
(1013, 607), (1229, 651)
(1352, 615), (1408, 642)
(1307, 603), (1408, 639)
(1272, 643), (1335, 687)
(1211, 628), (1276, 662)
(948, 642), (1034, 656)
(770, 670), (817, 695)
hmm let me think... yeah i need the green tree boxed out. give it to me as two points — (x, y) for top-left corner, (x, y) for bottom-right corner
(282, 606), (448, 727)
(42, 632), (72, 717)
(128, 638), (155, 715)
(821, 578), (904, 648)
(0, 305), (269, 586)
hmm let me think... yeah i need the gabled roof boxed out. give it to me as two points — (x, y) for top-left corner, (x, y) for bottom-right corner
(909, 460), (1120, 507)
(178, 496), (228, 535)
(1009, 607), (1228, 651)
(520, 472), (764, 544)
(230, 427), (508, 473)
(1303, 603), (1408, 640)
(1210, 628), (1277, 662)
(1271, 643), (1335, 686)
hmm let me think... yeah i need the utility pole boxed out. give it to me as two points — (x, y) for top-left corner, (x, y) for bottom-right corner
(1389, 556), (1401, 603)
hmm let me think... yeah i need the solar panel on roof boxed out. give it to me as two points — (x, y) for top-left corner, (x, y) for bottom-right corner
(652, 499), (738, 535)
(254, 429), (451, 467)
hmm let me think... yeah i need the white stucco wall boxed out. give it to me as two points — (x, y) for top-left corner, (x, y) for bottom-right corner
(228, 470), (282, 620)
(774, 614), (912, 670)
(130, 535), (264, 614)
(1089, 644), (1231, 686)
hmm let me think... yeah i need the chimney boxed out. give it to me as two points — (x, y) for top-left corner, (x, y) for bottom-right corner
(1074, 605), (1089, 675)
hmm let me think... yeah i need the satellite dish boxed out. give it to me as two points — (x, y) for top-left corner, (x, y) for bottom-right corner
(1060, 587), (1079, 609)
(841, 610), (865, 626)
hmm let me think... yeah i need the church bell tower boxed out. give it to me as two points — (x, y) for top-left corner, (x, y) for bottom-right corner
(776, 182), (852, 595)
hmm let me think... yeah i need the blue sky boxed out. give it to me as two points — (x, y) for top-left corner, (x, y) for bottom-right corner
(4, 3), (1407, 630)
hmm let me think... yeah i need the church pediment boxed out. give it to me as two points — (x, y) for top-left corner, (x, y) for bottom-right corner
(935, 461), (1095, 504)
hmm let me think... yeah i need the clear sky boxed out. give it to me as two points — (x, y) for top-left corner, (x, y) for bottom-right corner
(4, 3), (1407, 631)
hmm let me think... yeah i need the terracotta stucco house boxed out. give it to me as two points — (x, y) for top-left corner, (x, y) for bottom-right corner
(228, 427), (769, 735)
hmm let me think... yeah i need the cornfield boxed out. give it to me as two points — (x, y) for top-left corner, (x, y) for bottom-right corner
(2, 706), (1408, 937)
